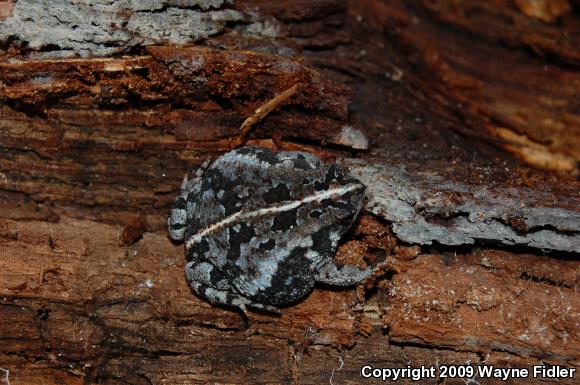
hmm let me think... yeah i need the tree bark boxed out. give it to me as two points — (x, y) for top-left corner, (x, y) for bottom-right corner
(1, 1), (578, 384)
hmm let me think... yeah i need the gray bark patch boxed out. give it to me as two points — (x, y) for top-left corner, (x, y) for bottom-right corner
(345, 159), (580, 253)
(0, 0), (244, 57)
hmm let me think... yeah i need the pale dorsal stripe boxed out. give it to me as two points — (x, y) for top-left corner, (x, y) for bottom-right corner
(186, 183), (361, 249)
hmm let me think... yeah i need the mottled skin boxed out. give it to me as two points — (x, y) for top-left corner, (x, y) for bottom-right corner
(168, 147), (371, 313)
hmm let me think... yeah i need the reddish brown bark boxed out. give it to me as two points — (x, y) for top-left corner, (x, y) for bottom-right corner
(1, 1), (578, 384)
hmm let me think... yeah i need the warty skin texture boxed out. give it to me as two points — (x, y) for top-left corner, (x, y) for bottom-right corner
(168, 147), (371, 313)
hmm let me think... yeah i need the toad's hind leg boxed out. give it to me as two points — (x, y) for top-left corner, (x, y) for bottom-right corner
(185, 261), (280, 314)
(314, 258), (372, 286)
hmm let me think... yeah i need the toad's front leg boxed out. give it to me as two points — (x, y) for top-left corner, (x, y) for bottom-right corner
(185, 261), (281, 314)
(313, 258), (372, 286)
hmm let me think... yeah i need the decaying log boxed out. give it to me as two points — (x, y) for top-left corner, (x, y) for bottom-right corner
(1, 1), (578, 384)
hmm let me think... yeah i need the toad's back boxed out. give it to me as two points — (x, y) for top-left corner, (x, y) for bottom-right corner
(184, 146), (339, 237)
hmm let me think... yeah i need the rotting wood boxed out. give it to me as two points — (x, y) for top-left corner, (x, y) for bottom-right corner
(0, 0), (579, 384)
(315, 0), (580, 173)
(1, 213), (578, 384)
(0, 47), (353, 228)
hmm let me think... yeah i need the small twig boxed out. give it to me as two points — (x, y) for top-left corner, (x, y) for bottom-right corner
(232, 84), (299, 148)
